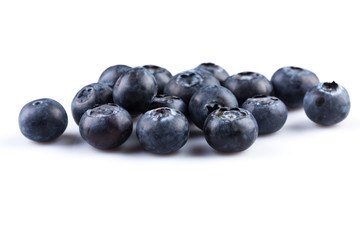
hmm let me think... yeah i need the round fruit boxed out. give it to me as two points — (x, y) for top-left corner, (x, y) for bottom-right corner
(303, 81), (350, 126)
(203, 107), (258, 153)
(242, 96), (288, 134)
(19, 98), (68, 142)
(136, 107), (189, 154)
(79, 104), (133, 149)
(113, 67), (158, 117)
(222, 71), (273, 105)
(271, 66), (319, 108)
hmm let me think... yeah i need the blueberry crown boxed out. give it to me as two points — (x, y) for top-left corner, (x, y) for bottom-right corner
(149, 107), (177, 120)
(214, 107), (248, 120)
(77, 87), (94, 103)
(88, 104), (119, 117)
(322, 81), (338, 91)
(233, 72), (260, 80)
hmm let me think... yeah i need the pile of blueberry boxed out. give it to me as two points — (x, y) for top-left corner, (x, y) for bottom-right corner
(19, 63), (351, 154)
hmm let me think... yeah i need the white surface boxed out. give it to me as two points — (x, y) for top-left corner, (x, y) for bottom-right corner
(1, 1), (359, 239)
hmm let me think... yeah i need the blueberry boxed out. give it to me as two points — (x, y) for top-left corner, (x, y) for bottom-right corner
(271, 66), (319, 108)
(164, 69), (220, 104)
(71, 83), (113, 125)
(222, 71), (273, 105)
(189, 85), (238, 129)
(19, 98), (68, 142)
(193, 67), (220, 83)
(148, 94), (188, 117)
(203, 107), (258, 153)
(79, 104), (133, 149)
(113, 67), (158, 117)
(241, 96), (288, 134)
(98, 64), (132, 88)
(303, 81), (350, 126)
(195, 62), (229, 83)
(136, 107), (189, 154)
(143, 65), (172, 94)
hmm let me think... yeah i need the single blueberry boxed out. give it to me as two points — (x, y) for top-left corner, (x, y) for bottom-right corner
(136, 107), (189, 154)
(113, 67), (158, 117)
(148, 94), (188, 117)
(222, 71), (273, 105)
(242, 96), (288, 134)
(271, 66), (319, 108)
(98, 64), (132, 88)
(19, 98), (68, 142)
(189, 85), (238, 129)
(79, 104), (133, 149)
(143, 65), (172, 94)
(303, 81), (350, 126)
(71, 83), (113, 125)
(164, 69), (220, 104)
(203, 107), (258, 153)
(195, 62), (229, 83)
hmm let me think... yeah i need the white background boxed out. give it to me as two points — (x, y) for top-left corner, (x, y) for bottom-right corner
(1, 0), (359, 239)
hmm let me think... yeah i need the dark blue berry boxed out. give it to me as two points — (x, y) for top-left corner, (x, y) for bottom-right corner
(189, 85), (238, 129)
(136, 107), (189, 154)
(79, 104), (133, 149)
(303, 81), (350, 126)
(113, 67), (158, 117)
(222, 71), (273, 105)
(148, 94), (188, 117)
(19, 98), (68, 142)
(203, 107), (258, 153)
(71, 83), (113, 125)
(241, 96), (288, 134)
(98, 64), (132, 88)
(143, 65), (172, 94)
(164, 69), (220, 104)
(195, 62), (229, 83)
(271, 66), (319, 108)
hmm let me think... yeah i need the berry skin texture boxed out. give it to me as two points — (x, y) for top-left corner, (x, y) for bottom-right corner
(189, 85), (238, 130)
(148, 94), (188, 117)
(242, 96), (288, 135)
(113, 67), (158, 117)
(203, 107), (258, 153)
(222, 71), (273, 105)
(19, 98), (68, 142)
(79, 104), (133, 150)
(136, 107), (189, 154)
(303, 81), (350, 126)
(193, 68), (220, 84)
(143, 65), (172, 94)
(71, 83), (113, 125)
(164, 69), (220, 104)
(98, 64), (132, 88)
(271, 66), (319, 108)
(195, 62), (229, 83)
